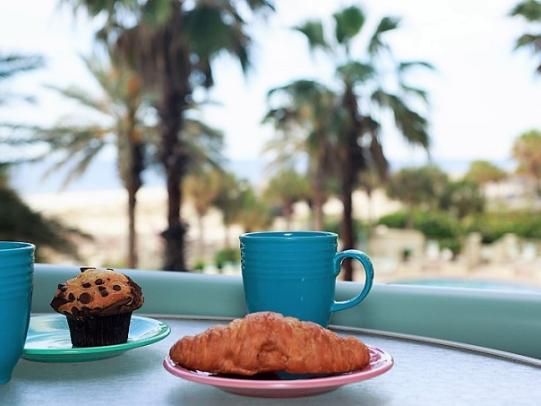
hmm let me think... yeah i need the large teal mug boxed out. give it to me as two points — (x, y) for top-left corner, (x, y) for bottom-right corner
(240, 231), (374, 326)
(0, 242), (34, 384)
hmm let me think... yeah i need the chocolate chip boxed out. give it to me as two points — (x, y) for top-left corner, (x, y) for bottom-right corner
(78, 292), (92, 304)
(68, 293), (75, 302)
(82, 282), (91, 288)
(100, 289), (109, 297)
(71, 307), (80, 316)
(80, 266), (95, 273)
(57, 284), (68, 292)
(98, 286), (107, 291)
(112, 285), (121, 291)
(50, 296), (68, 309)
(95, 279), (104, 285)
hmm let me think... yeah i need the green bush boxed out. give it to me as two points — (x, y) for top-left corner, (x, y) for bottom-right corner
(378, 211), (408, 229)
(411, 210), (462, 240)
(466, 211), (541, 243)
(214, 248), (240, 269)
(378, 209), (541, 254)
(378, 209), (463, 254)
(192, 259), (206, 272)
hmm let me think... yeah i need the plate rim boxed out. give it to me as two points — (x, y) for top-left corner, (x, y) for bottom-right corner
(23, 314), (171, 356)
(163, 345), (393, 390)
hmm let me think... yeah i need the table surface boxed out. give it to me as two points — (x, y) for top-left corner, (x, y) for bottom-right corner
(2, 317), (541, 406)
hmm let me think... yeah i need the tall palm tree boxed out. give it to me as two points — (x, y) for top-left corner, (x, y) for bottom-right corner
(23, 54), (151, 268)
(513, 129), (541, 194)
(213, 172), (246, 248)
(510, 0), (541, 74)
(262, 168), (310, 229)
(264, 80), (338, 230)
(69, 0), (274, 271)
(234, 184), (273, 233)
(295, 6), (433, 280)
(184, 167), (222, 258)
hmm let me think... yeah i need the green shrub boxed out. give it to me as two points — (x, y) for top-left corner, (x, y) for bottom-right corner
(411, 210), (462, 240)
(378, 211), (408, 229)
(214, 248), (240, 269)
(378, 209), (462, 254)
(466, 211), (541, 243)
(192, 259), (206, 272)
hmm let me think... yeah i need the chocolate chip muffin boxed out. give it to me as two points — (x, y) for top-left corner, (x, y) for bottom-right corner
(50, 267), (144, 347)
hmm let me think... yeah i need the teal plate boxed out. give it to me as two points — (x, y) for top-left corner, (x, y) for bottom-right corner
(23, 314), (170, 362)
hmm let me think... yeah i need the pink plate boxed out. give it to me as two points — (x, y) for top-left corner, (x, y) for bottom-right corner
(163, 346), (393, 398)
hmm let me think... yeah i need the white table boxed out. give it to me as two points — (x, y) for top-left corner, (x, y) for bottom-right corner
(2, 317), (540, 406)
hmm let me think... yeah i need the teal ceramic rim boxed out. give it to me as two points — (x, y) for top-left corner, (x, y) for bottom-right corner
(0, 241), (35, 254)
(23, 315), (171, 356)
(240, 231), (337, 241)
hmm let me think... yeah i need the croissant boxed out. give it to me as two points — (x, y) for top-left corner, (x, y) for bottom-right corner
(169, 312), (370, 376)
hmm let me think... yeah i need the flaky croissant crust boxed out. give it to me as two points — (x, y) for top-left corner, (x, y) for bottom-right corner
(169, 312), (370, 376)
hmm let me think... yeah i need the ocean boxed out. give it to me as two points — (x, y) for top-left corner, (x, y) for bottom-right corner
(9, 155), (510, 195)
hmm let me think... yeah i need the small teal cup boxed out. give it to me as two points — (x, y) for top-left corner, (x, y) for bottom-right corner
(0, 241), (34, 384)
(240, 231), (374, 326)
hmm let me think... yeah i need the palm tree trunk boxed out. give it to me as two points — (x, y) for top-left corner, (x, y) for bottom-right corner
(312, 159), (324, 231)
(340, 83), (365, 281)
(156, 12), (191, 271)
(160, 88), (189, 271)
(366, 188), (373, 225)
(125, 98), (144, 269)
(197, 213), (205, 259)
(283, 202), (294, 230)
(127, 185), (138, 268)
(224, 224), (230, 248)
(340, 156), (355, 281)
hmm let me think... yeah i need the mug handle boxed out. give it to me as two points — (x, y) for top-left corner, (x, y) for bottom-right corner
(331, 249), (374, 313)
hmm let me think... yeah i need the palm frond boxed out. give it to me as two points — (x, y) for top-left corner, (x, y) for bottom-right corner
(368, 16), (400, 55)
(58, 143), (105, 189)
(294, 21), (328, 51)
(45, 84), (111, 116)
(0, 54), (44, 80)
(183, 4), (252, 74)
(337, 61), (375, 83)
(368, 130), (389, 180)
(398, 60), (436, 72)
(182, 117), (225, 172)
(333, 6), (366, 44)
(372, 89), (430, 148)
(141, 0), (174, 26)
(400, 83), (430, 104)
(514, 33), (541, 51)
(510, 0), (541, 21)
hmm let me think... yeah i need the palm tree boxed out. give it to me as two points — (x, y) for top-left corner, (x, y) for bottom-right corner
(0, 164), (86, 261)
(510, 0), (541, 74)
(264, 80), (338, 230)
(465, 160), (507, 185)
(213, 172), (246, 248)
(262, 168), (310, 229)
(0, 53), (43, 105)
(184, 167), (222, 258)
(23, 55), (151, 268)
(234, 185), (273, 233)
(69, 0), (274, 271)
(295, 6), (433, 280)
(513, 129), (541, 194)
(386, 166), (449, 210)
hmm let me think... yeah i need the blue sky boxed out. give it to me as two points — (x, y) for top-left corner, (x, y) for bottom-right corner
(1, 0), (540, 189)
